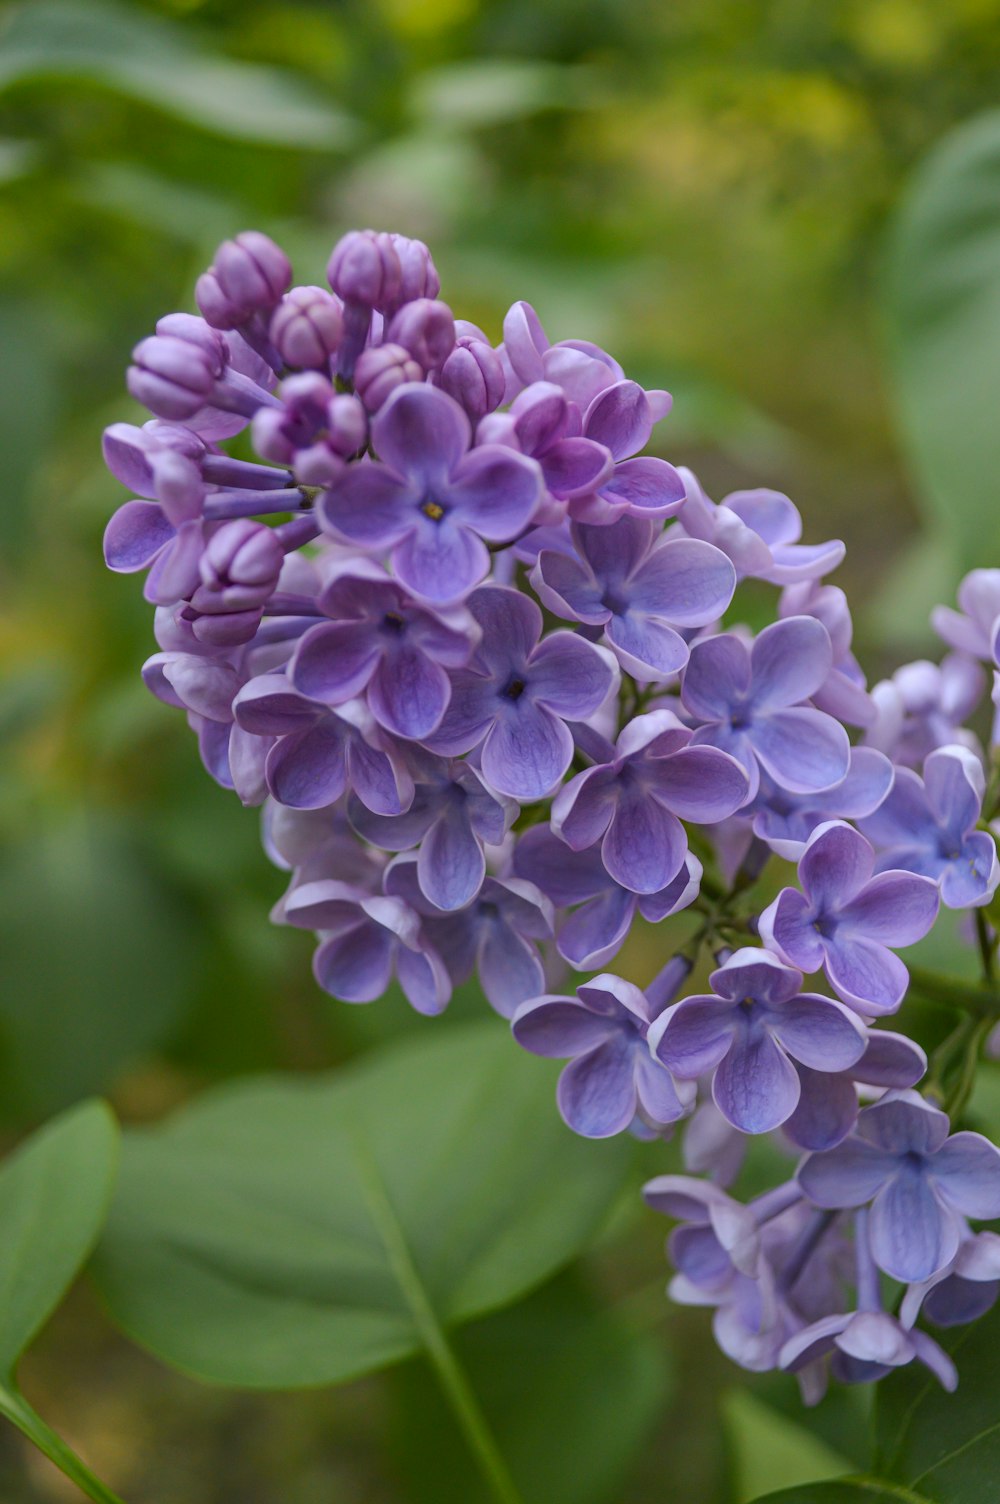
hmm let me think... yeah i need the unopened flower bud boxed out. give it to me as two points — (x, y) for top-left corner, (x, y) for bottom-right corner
(327, 230), (402, 312)
(386, 234), (441, 310)
(190, 519), (284, 614)
(386, 298), (455, 371)
(128, 333), (218, 420)
(435, 335), (505, 420)
(270, 286), (344, 370)
(197, 232), (292, 329)
(353, 344), (422, 413)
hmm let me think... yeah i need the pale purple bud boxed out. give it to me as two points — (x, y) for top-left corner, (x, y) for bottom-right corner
(386, 298), (455, 371)
(197, 233), (292, 329)
(155, 314), (228, 373)
(354, 343), (423, 413)
(435, 335), (505, 420)
(327, 230), (402, 312)
(386, 233), (441, 309)
(270, 286), (344, 370)
(189, 519), (284, 614)
(128, 329), (222, 420)
(325, 393), (368, 457)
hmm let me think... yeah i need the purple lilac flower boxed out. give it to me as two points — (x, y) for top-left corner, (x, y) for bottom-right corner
(784, 1027), (927, 1153)
(320, 384), (542, 603)
(750, 747), (894, 860)
(385, 856), (552, 1017)
(531, 515), (736, 680)
(781, 1210), (957, 1392)
(513, 823), (701, 969)
(675, 470), (844, 585)
(232, 674), (414, 814)
(425, 585), (616, 800)
(651, 949), (865, 1135)
(932, 569), (1000, 662)
(857, 745), (999, 909)
(797, 1091), (1000, 1283)
(866, 655), (985, 768)
(681, 617), (851, 800)
(196, 231), (291, 332)
(289, 562), (478, 740)
(502, 300), (671, 419)
(780, 580), (874, 727)
(513, 975), (692, 1138)
(263, 799), (381, 889)
(269, 285), (344, 370)
(434, 323), (506, 420)
(551, 710), (749, 894)
(569, 381), (685, 525)
(348, 753), (514, 911)
(281, 876), (451, 1014)
(760, 821), (940, 1015)
(252, 375), (367, 485)
(477, 381), (615, 519)
(901, 1230), (1000, 1329)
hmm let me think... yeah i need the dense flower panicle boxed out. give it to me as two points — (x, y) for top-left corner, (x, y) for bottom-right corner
(104, 224), (1000, 1403)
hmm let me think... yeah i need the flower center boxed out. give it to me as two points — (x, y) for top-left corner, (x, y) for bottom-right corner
(502, 676), (528, 702)
(381, 611), (406, 635)
(421, 497), (446, 522)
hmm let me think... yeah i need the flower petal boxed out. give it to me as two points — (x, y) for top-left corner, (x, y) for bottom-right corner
(266, 720), (347, 808)
(682, 633), (752, 721)
(769, 994), (866, 1072)
(481, 701), (573, 800)
(446, 445), (542, 540)
(870, 1166), (961, 1282)
(372, 382), (470, 482)
(652, 996), (737, 1079)
(629, 536), (736, 624)
(392, 517), (489, 603)
(929, 1132), (1000, 1219)
(512, 995), (619, 1058)
(369, 644), (451, 739)
(751, 707), (850, 794)
(602, 793), (686, 894)
(713, 1030), (801, 1134)
(557, 1037), (637, 1137)
(796, 1138), (896, 1207)
(841, 871), (940, 946)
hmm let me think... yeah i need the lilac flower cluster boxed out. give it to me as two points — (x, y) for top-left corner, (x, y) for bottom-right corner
(104, 228), (1000, 1402)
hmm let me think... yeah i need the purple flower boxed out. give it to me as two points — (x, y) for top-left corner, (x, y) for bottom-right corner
(780, 580), (874, 727)
(932, 568), (1000, 662)
(676, 471), (844, 585)
(320, 384), (542, 603)
(568, 381), (685, 524)
(252, 375), (367, 485)
(513, 823), (701, 969)
(784, 1027), (927, 1153)
(425, 585), (616, 800)
(386, 298), (456, 372)
(531, 516), (736, 680)
(760, 821), (940, 1015)
(857, 746), (999, 910)
(281, 877), (450, 1014)
(901, 1230), (1000, 1329)
(348, 753), (514, 911)
(196, 231), (291, 330)
(750, 747), (894, 861)
(385, 856), (553, 1017)
(233, 674), (414, 815)
(866, 655), (985, 769)
(269, 285), (344, 370)
(681, 617), (851, 800)
(434, 324), (506, 420)
(551, 710), (749, 894)
(513, 975), (691, 1137)
(651, 949), (865, 1135)
(289, 562), (477, 740)
(502, 301), (670, 413)
(797, 1091), (1000, 1283)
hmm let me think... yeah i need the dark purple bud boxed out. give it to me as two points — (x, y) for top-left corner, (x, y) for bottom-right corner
(189, 519), (284, 614)
(155, 314), (228, 373)
(197, 232), (292, 329)
(354, 343), (423, 413)
(435, 335), (505, 420)
(386, 233), (441, 309)
(270, 286), (344, 370)
(386, 298), (455, 371)
(327, 230), (402, 312)
(128, 325), (224, 420)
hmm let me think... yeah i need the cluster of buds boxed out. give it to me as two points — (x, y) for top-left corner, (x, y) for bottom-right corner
(104, 226), (1000, 1402)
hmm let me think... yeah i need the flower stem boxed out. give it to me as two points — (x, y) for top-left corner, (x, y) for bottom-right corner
(0, 1385), (126, 1504)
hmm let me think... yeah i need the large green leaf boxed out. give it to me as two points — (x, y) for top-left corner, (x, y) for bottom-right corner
(724, 1389), (853, 1503)
(388, 1273), (668, 1504)
(0, 817), (200, 1116)
(751, 1486), (921, 1503)
(883, 110), (1000, 574)
(0, 1100), (118, 1379)
(0, 1), (357, 149)
(0, 1100), (123, 1504)
(874, 1297), (1000, 1502)
(93, 1022), (630, 1388)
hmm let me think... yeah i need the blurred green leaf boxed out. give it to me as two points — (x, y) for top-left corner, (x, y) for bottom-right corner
(724, 1389), (852, 1503)
(884, 110), (1000, 572)
(874, 1294), (1000, 1501)
(93, 1021), (630, 1387)
(0, 298), (58, 557)
(389, 1273), (668, 1504)
(410, 60), (589, 129)
(750, 1486), (910, 1503)
(0, 1), (359, 149)
(0, 1099), (118, 1377)
(0, 816), (200, 1117)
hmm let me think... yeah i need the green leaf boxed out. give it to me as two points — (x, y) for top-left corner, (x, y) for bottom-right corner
(409, 60), (589, 129)
(0, 1099), (118, 1378)
(724, 1389), (854, 1503)
(883, 110), (1000, 571)
(93, 1021), (630, 1388)
(0, 817), (200, 1116)
(388, 1273), (669, 1504)
(875, 1294), (1000, 1502)
(751, 1485), (928, 1503)
(0, 1), (358, 149)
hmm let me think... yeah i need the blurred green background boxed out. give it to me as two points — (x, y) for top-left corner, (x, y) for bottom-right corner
(2, 0), (1000, 1498)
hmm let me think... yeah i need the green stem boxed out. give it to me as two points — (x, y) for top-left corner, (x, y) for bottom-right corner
(0, 1385), (126, 1504)
(907, 966), (999, 1016)
(351, 1140), (525, 1504)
